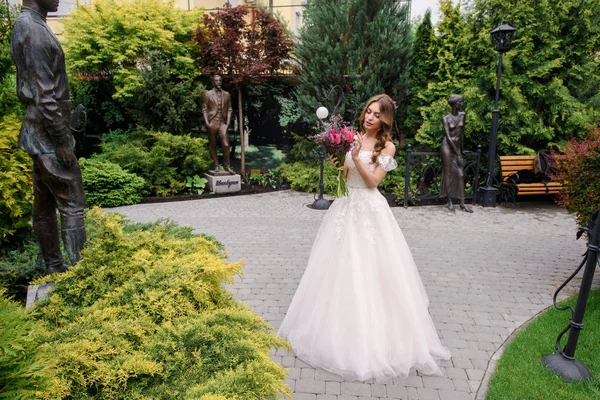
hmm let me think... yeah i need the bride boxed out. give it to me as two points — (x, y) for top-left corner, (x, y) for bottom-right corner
(277, 94), (451, 382)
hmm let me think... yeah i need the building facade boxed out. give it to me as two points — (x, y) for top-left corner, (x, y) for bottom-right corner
(8, 0), (306, 36)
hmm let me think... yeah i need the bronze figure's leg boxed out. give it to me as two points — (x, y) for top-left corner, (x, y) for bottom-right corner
(207, 122), (219, 170)
(447, 197), (455, 212)
(219, 123), (234, 174)
(32, 156), (68, 275)
(37, 155), (88, 267)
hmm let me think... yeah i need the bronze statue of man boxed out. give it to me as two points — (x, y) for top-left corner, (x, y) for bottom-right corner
(10, 0), (87, 275)
(440, 94), (472, 213)
(202, 75), (234, 174)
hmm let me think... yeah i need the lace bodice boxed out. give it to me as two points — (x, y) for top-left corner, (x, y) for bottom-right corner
(345, 151), (398, 189)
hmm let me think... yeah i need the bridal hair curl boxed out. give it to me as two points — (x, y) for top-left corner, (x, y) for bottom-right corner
(358, 94), (395, 163)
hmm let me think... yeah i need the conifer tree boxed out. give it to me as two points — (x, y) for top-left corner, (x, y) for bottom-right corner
(294, 0), (412, 134)
(415, 0), (600, 154)
(402, 9), (437, 139)
(415, 0), (474, 149)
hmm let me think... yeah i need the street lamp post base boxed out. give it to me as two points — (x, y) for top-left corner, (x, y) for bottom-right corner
(478, 186), (498, 207)
(312, 197), (331, 210)
(542, 354), (593, 382)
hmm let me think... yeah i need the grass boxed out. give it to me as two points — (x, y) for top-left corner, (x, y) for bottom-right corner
(486, 289), (600, 400)
(231, 144), (286, 172)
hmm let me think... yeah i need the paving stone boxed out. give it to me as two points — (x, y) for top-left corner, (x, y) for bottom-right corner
(326, 382), (341, 395)
(296, 380), (326, 394)
(293, 394), (316, 400)
(341, 382), (371, 397)
(422, 377), (454, 390)
(437, 390), (473, 400)
(317, 396), (337, 400)
(301, 368), (316, 380)
(385, 384), (407, 399)
(416, 388), (440, 400)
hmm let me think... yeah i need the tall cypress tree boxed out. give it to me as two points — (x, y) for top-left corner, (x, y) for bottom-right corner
(415, 0), (473, 149)
(402, 9), (437, 140)
(294, 0), (412, 134)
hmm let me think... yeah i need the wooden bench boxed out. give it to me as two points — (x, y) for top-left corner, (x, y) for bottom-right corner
(498, 155), (562, 205)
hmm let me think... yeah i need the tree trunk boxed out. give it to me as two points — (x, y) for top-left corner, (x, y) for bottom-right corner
(237, 84), (245, 177)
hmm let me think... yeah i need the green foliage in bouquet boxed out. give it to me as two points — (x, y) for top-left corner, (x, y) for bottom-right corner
(80, 157), (147, 208)
(0, 288), (62, 398)
(30, 208), (290, 399)
(0, 115), (33, 247)
(97, 128), (212, 196)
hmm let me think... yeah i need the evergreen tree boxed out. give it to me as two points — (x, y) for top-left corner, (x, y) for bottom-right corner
(415, 0), (600, 154)
(294, 0), (412, 135)
(415, 0), (474, 149)
(0, 1), (20, 118)
(402, 9), (437, 140)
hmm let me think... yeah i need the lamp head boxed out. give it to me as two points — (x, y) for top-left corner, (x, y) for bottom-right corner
(316, 106), (329, 120)
(491, 21), (517, 53)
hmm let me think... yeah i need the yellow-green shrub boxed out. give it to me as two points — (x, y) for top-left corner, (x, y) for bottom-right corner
(0, 288), (64, 398)
(0, 115), (33, 246)
(32, 209), (290, 399)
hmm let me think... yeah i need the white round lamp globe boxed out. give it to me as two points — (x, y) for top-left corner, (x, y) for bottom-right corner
(316, 106), (329, 120)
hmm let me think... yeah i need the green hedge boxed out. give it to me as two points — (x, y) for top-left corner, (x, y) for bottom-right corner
(97, 128), (212, 196)
(0, 115), (33, 247)
(80, 157), (146, 208)
(27, 208), (290, 399)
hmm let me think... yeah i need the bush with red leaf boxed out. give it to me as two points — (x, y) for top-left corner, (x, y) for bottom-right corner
(552, 127), (600, 225)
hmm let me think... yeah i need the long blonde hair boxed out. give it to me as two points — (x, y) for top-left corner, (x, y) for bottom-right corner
(358, 94), (395, 163)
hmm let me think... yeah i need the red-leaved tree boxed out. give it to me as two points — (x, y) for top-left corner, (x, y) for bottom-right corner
(552, 127), (600, 225)
(192, 4), (294, 176)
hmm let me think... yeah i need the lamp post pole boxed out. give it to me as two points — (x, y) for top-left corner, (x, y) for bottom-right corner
(478, 21), (516, 207)
(312, 87), (343, 210)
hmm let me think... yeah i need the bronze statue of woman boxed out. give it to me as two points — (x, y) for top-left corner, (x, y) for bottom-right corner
(440, 94), (472, 212)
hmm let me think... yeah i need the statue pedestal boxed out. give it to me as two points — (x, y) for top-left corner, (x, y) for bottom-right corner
(205, 173), (241, 194)
(26, 282), (53, 308)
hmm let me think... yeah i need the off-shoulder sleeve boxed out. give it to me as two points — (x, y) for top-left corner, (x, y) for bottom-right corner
(377, 154), (398, 172)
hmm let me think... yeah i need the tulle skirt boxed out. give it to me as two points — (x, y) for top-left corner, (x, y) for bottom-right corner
(277, 187), (451, 382)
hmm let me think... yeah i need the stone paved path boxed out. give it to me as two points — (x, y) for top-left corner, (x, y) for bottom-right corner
(113, 190), (593, 400)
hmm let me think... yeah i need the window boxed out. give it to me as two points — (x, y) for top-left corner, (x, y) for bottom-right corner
(48, 0), (91, 17)
(295, 10), (302, 39)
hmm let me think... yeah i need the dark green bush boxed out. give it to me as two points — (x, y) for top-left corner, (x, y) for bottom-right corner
(278, 161), (338, 194)
(0, 288), (60, 398)
(0, 238), (42, 302)
(0, 115), (33, 247)
(98, 128), (212, 196)
(80, 157), (147, 208)
(29, 208), (290, 399)
(284, 133), (318, 163)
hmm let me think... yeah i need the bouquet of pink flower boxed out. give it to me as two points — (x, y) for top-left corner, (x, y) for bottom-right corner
(313, 116), (358, 198)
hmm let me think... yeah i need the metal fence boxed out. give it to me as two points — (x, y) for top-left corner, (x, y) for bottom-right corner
(403, 144), (482, 207)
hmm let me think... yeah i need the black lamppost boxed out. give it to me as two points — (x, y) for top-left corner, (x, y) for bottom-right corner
(542, 211), (600, 381)
(478, 21), (517, 207)
(312, 86), (343, 210)
(312, 105), (331, 210)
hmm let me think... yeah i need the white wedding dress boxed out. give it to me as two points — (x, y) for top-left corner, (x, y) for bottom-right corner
(278, 150), (451, 382)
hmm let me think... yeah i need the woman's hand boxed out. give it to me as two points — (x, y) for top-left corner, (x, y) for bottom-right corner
(351, 133), (363, 160)
(328, 153), (344, 171)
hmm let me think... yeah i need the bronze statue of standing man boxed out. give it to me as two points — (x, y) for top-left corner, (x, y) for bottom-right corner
(440, 94), (472, 213)
(202, 75), (234, 174)
(11, 0), (87, 275)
